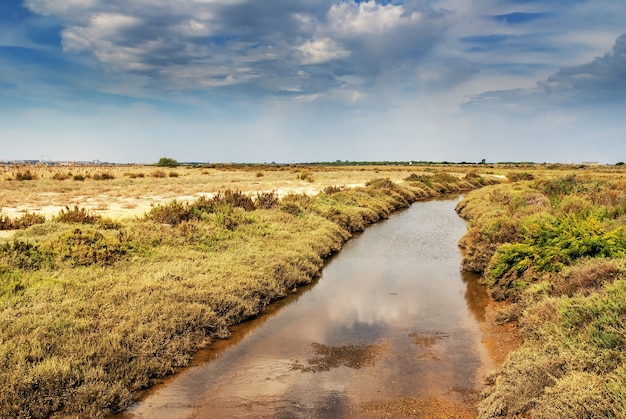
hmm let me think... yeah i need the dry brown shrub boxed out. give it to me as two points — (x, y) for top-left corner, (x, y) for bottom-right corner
(52, 172), (71, 181)
(0, 212), (46, 230)
(92, 172), (115, 180)
(54, 206), (101, 224)
(323, 185), (344, 195)
(255, 191), (279, 209)
(298, 170), (314, 183)
(551, 258), (620, 297)
(519, 297), (560, 340)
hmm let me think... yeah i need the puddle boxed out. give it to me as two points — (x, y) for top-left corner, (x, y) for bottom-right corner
(119, 197), (508, 418)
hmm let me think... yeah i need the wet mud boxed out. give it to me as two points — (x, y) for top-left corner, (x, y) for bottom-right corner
(120, 197), (516, 418)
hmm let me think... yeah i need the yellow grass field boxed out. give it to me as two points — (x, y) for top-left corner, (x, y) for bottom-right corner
(1, 164), (451, 221)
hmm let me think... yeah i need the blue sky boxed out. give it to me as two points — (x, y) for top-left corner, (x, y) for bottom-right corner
(0, 0), (624, 163)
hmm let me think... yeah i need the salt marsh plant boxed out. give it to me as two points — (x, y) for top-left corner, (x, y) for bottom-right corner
(458, 173), (626, 418)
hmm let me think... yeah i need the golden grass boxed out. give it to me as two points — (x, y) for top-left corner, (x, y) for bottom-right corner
(0, 164), (496, 417)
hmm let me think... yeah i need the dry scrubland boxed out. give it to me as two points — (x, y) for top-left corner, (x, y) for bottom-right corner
(456, 166), (626, 418)
(0, 163), (497, 418)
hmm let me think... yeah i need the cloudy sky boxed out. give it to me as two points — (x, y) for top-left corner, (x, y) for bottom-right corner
(0, 0), (624, 164)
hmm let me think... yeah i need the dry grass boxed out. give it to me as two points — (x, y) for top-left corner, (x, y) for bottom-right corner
(0, 163), (492, 418)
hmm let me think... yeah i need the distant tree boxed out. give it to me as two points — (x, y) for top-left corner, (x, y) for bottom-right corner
(616, 162), (625, 166)
(480, 158), (487, 164)
(156, 157), (179, 168)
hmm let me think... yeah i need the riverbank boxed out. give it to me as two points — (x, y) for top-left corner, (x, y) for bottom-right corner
(0, 167), (497, 417)
(456, 172), (626, 418)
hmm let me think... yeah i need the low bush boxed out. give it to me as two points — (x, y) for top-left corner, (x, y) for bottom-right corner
(14, 170), (36, 181)
(54, 206), (101, 224)
(52, 172), (71, 181)
(323, 185), (344, 195)
(0, 212), (46, 230)
(298, 170), (314, 183)
(280, 202), (303, 216)
(0, 241), (55, 271)
(145, 201), (194, 225)
(92, 172), (115, 180)
(255, 191), (279, 209)
(53, 228), (132, 267)
(212, 190), (255, 211)
(507, 172), (534, 182)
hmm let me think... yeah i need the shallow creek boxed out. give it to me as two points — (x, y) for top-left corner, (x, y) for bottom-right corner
(121, 197), (502, 418)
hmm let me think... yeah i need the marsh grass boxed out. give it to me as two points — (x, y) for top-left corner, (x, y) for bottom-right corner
(0, 166), (491, 418)
(457, 171), (626, 418)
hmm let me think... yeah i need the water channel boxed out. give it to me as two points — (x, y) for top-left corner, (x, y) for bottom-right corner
(122, 197), (497, 418)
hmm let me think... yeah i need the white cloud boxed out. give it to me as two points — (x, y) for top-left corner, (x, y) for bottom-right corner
(327, 1), (419, 36)
(296, 38), (350, 65)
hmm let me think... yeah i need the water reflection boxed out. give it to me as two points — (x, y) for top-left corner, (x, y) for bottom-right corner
(462, 270), (490, 323)
(121, 198), (494, 418)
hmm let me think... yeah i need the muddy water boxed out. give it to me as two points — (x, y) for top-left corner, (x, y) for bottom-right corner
(122, 197), (495, 418)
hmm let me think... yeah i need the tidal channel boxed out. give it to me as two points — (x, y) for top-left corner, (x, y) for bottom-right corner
(122, 197), (497, 418)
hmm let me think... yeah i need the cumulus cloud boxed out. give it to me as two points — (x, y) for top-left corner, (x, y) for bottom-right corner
(540, 33), (626, 101)
(21, 0), (453, 101)
(464, 32), (626, 111)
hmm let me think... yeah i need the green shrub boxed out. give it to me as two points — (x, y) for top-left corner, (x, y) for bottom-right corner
(54, 228), (131, 267)
(156, 157), (179, 168)
(540, 175), (581, 200)
(0, 241), (55, 271)
(280, 202), (303, 216)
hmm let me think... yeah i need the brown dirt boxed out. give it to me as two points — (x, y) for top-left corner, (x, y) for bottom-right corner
(360, 396), (478, 418)
(291, 341), (392, 372)
(479, 301), (522, 366)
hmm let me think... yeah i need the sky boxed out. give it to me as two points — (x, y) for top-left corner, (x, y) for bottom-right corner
(0, 0), (624, 164)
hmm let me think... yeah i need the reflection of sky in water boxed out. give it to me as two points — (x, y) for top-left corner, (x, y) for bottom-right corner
(123, 197), (492, 418)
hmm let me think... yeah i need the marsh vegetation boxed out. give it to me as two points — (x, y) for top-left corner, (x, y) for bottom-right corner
(0, 163), (494, 418)
(457, 168), (626, 418)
